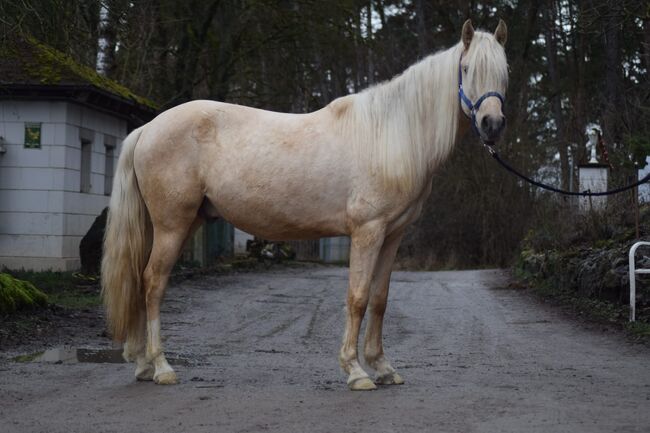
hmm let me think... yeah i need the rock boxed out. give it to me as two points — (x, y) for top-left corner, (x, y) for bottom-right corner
(79, 207), (108, 275)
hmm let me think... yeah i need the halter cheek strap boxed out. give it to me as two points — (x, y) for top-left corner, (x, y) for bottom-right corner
(458, 55), (505, 143)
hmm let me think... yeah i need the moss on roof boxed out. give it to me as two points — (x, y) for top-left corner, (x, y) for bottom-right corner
(0, 35), (158, 110)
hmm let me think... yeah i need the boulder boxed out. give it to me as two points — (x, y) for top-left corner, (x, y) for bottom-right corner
(79, 207), (108, 275)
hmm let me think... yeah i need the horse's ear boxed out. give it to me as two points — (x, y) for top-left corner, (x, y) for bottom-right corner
(462, 19), (474, 50)
(494, 19), (507, 46)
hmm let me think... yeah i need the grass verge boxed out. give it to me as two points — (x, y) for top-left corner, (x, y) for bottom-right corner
(515, 268), (650, 343)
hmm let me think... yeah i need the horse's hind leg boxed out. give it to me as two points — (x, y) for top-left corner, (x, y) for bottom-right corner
(364, 229), (405, 385)
(122, 305), (154, 381)
(142, 224), (193, 385)
(129, 217), (204, 383)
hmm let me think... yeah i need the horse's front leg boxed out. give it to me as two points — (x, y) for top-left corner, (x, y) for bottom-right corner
(339, 222), (385, 391)
(364, 229), (405, 385)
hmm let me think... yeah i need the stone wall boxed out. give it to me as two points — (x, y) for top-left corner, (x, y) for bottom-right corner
(519, 243), (650, 305)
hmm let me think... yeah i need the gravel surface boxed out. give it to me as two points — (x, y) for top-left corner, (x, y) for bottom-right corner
(1, 266), (649, 433)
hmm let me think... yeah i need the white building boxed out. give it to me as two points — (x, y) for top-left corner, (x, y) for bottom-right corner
(0, 36), (156, 271)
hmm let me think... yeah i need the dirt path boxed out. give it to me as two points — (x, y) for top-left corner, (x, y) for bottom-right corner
(1, 267), (649, 433)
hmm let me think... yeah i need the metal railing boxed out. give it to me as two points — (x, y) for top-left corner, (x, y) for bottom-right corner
(628, 241), (650, 322)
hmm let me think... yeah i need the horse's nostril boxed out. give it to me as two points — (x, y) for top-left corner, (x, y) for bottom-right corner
(497, 115), (506, 131)
(481, 116), (490, 131)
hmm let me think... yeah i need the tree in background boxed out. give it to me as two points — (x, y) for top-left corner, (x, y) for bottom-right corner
(1, 0), (648, 268)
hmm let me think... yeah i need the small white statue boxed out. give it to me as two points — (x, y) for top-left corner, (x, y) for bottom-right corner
(586, 128), (599, 164)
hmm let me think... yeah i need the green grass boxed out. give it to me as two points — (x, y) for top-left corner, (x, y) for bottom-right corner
(12, 351), (44, 363)
(626, 321), (650, 338)
(46, 290), (101, 309)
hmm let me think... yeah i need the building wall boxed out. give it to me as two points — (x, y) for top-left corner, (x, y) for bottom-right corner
(234, 228), (253, 255)
(320, 236), (350, 263)
(0, 100), (125, 270)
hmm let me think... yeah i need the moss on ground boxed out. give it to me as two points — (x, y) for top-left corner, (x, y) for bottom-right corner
(0, 273), (49, 313)
(2, 270), (100, 311)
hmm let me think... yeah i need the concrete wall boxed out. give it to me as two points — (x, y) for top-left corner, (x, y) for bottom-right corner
(234, 228), (253, 255)
(0, 100), (125, 270)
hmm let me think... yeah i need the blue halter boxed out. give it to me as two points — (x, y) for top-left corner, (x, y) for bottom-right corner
(458, 55), (505, 144)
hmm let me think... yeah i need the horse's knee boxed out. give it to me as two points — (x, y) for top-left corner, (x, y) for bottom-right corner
(347, 292), (369, 316)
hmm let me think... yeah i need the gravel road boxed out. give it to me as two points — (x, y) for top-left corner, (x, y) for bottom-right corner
(1, 266), (649, 433)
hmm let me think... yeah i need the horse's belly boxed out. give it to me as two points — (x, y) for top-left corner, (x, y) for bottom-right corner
(206, 186), (347, 241)
(217, 204), (345, 240)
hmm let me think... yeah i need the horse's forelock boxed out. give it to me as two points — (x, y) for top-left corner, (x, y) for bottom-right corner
(464, 31), (509, 96)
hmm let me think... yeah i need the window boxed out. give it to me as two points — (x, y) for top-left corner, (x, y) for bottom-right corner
(104, 135), (116, 196)
(80, 128), (93, 193)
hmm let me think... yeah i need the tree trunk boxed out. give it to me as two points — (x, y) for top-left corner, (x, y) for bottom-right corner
(602, 3), (623, 147)
(415, 0), (427, 57)
(543, 0), (570, 190)
(366, 2), (374, 85)
(570, 0), (587, 183)
(173, 0), (221, 104)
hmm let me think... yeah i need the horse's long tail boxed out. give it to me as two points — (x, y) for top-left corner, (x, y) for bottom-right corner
(101, 125), (151, 343)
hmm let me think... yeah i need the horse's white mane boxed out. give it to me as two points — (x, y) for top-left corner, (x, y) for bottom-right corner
(335, 30), (508, 193)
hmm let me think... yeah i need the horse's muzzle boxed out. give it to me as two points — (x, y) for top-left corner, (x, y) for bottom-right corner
(481, 114), (506, 142)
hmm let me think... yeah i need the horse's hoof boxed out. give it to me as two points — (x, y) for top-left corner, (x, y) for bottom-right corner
(376, 372), (404, 385)
(154, 371), (178, 385)
(348, 377), (377, 391)
(135, 365), (155, 381)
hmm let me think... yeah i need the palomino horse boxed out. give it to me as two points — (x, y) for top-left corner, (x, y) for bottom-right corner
(102, 19), (508, 390)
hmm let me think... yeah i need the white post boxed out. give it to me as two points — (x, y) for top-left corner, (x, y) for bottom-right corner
(629, 244), (637, 322)
(628, 241), (650, 322)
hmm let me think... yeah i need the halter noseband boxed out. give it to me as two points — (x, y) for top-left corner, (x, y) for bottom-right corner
(458, 54), (505, 145)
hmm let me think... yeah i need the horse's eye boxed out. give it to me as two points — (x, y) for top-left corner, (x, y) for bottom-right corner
(463, 65), (469, 74)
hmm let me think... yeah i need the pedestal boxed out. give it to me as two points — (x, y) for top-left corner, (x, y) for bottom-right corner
(578, 163), (609, 211)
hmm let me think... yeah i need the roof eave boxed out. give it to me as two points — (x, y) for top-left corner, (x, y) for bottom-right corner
(0, 83), (158, 129)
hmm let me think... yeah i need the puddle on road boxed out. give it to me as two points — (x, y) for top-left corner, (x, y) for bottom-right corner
(36, 347), (125, 363)
(13, 346), (190, 366)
